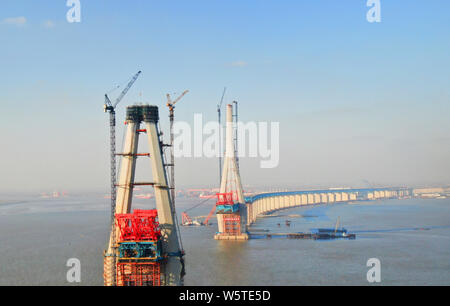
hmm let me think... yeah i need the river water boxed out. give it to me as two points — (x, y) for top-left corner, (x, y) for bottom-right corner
(0, 194), (449, 285)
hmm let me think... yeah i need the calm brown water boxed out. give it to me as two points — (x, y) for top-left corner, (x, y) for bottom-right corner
(0, 194), (449, 285)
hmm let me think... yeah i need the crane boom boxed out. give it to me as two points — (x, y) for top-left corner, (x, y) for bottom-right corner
(171, 90), (189, 106)
(113, 71), (142, 108)
(203, 205), (216, 226)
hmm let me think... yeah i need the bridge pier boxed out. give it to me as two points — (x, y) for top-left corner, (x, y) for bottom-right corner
(314, 194), (320, 204)
(342, 192), (349, 202)
(214, 105), (248, 241)
(302, 194), (307, 204)
(266, 198), (271, 212)
(327, 193), (334, 203)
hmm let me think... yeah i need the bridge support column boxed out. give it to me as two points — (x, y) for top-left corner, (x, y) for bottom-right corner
(104, 105), (184, 286)
(289, 195), (295, 207)
(214, 104), (248, 241)
(314, 193), (320, 204)
(342, 192), (349, 202)
(301, 194), (307, 205)
(327, 193), (334, 203)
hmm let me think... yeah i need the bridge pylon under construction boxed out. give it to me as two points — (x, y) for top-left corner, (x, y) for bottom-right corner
(214, 104), (249, 240)
(103, 105), (184, 286)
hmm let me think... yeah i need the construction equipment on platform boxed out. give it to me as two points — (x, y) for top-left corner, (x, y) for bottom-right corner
(334, 216), (341, 234)
(311, 217), (356, 240)
(180, 197), (216, 226)
(115, 209), (163, 286)
(104, 104), (185, 286)
(203, 205), (216, 226)
(166, 90), (189, 210)
(181, 212), (201, 226)
(103, 70), (142, 285)
(181, 206), (216, 227)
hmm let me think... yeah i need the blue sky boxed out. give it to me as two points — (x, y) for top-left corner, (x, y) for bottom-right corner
(0, 1), (449, 192)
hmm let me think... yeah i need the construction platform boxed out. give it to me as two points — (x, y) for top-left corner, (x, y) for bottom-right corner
(214, 233), (249, 240)
(248, 232), (356, 240)
(110, 209), (164, 286)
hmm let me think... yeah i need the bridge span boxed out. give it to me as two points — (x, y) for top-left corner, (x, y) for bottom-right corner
(244, 187), (412, 226)
(213, 104), (413, 239)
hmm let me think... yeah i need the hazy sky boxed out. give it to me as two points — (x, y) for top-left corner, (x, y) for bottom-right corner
(0, 1), (449, 193)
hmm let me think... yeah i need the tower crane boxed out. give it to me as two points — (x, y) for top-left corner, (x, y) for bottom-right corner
(103, 70), (141, 268)
(166, 90), (189, 209)
(217, 87), (226, 185)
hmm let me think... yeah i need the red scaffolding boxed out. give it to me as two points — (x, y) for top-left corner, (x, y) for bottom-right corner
(216, 192), (234, 205)
(223, 213), (241, 235)
(116, 262), (161, 286)
(115, 209), (161, 242)
(115, 209), (163, 286)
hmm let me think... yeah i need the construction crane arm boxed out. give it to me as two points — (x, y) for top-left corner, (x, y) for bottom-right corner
(203, 205), (216, 226)
(112, 70), (142, 108)
(217, 87), (226, 110)
(171, 90), (189, 106)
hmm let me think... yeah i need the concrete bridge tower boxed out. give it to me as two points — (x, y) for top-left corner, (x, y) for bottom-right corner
(214, 104), (248, 240)
(104, 105), (184, 286)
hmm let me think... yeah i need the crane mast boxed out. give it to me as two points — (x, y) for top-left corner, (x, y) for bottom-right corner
(166, 90), (189, 210)
(217, 87), (226, 185)
(103, 70), (141, 286)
